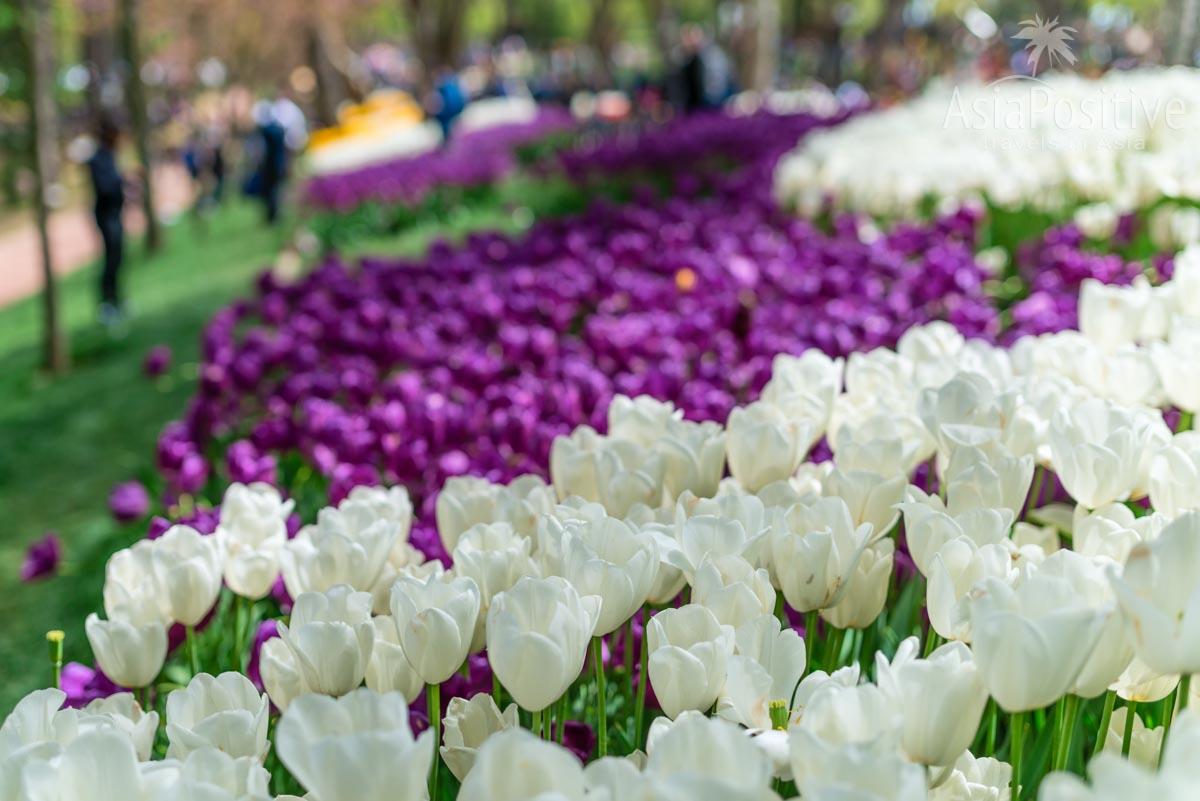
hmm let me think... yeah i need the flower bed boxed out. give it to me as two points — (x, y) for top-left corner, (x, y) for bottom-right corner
(13, 243), (1200, 797)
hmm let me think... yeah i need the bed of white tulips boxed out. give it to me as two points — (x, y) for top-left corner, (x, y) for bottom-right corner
(774, 68), (1200, 224)
(13, 238), (1200, 799)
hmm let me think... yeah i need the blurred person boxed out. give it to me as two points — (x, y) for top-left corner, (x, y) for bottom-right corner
(88, 118), (127, 325)
(679, 24), (734, 112)
(249, 93), (305, 225)
(429, 67), (467, 140)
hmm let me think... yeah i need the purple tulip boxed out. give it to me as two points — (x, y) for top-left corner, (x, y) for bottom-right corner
(247, 619), (281, 691)
(60, 662), (122, 707)
(20, 531), (62, 582)
(142, 344), (172, 378)
(108, 481), (150, 523)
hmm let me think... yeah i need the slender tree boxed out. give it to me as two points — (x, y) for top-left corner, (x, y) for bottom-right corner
(1172, 0), (1199, 65)
(118, 0), (161, 252)
(404, 0), (469, 92)
(22, 0), (69, 372)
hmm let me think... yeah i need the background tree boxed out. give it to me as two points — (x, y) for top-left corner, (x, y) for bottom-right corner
(22, 0), (68, 372)
(117, 0), (160, 252)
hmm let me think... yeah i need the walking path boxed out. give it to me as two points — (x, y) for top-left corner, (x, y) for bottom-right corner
(0, 165), (193, 308)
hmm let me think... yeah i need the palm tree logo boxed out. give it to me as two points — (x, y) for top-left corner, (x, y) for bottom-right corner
(1014, 15), (1077, 76)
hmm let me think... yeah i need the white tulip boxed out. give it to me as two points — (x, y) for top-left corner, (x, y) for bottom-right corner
(1048, 399), (1169, 509)
(458, 728), (586, 801)
(151, 525), (223, 627)
(1109, 511), (1200, 674)
(1149, 431), (1200, 520)
(969, 573), (1107, 711)
(691, 554), (776, 630)
(103, 542), (170, 627)
(487, 576), (600, 712)
(1102, 706), (1163, 769)
(717, 614), (806, 730)
(281, 505), (399, 598)
(550, 425), (666, 516)
(539, 513), (657, 636)
(1036, 550), (1134, 698)
(368, 539), (444, 615)
(644, 712), (775, 800)
(1111, 656), (1179, 703)
(944, 444), (1035, 520)
(435, 474), (556, 553)
(452, 522), (538, 649)
(363, 615), (423, 701)
(929, 751), (1012, 801)
(876, 637), (988, 767)
(927, 538), (1016, 642)
(831, 410), (932, 479)
(725, 401), (811, 493)
(1150, 318), (1200, 413)
(275, 688), (433, 801)
(822, 467), (905, 540)
(216, 482), (292, 600)
(390, 574), (479, 684)
(85, 612), (167, 689)
(656, 418), (727, 501)
(276, 585), (375, 697)
(440, 693), (520, 782)
(78, 693), (158, 762)
(665, 505), (769, 579)
(165, 672), (269, 761)
(258, 637), (309, 712)
(608, 394), (683, 446)
(647, 604), (734, 719)
(151, 747), (272, 801)
(822, 539), (894, 630)
(1072, 502), (1165, 564)
(17, 728), (150, 801)
(339, 483), (413, 539)
(760, 350), (843, 436)
(1079, 278), (1148, 353)
(770, 497), (872, 612)
(899, 489), (1013, 577)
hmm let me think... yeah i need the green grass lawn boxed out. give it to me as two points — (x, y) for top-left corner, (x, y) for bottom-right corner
(0, 200), (289, 711)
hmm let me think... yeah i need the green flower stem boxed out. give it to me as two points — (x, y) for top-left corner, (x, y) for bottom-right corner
(1180, 411), (1195, 432)
(492, 672), (504, 708)
(186, 625), (200, 677)
(593, 637), (608, 757)
(532, 708), (543, 740)
(428, 683), (442, 799)
(1121, 700), (1137, 758)
(1160, 674), (1191, 767)
(557, 695), (569, 743)
(1054, 694), (1080, 771)
(985, 698), (998, 755)
(804, 610), (818, 657)
(46, 630), (64, 690)
(1010, 711), (1026, 801)
(1092, 690), (1116, 760)
(634, 610), (648, 746)
(1024, 465), (1046, 519)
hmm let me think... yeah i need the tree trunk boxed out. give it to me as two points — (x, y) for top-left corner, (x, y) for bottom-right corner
(406, 0), (468, 93)
(647, 0), (677, 73)
(588, 0), (618, 84)
(750, 0), (780, 91)
(117, 0), (161, 252)
(22, 0), (69, 372)
(308, 23), (343, 128)
(1172, 0), (1199, 65)
(732, 0), (780, 92)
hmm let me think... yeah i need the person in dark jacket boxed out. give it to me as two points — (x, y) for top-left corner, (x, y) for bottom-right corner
(88, 118), (126, 322)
